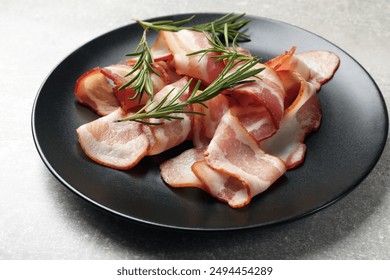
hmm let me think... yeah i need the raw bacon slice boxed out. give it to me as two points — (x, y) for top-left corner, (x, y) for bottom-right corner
(155, 61), (183, 85)
(76, 108), (152, 170)
(266, 48), (340, 90)
(160, 148), (205, 188)
(150, 32), (174, 62)
(192, 161), (250, 207)
(260, 72), (321, 169)
(147, 77), (193, 155)
(230, 105), (275, 142)
(101, 63), (167, 111)
(276, 69), (303, 109)
(294, 51), (340, 90)
(192, 93), (231, 148)
(126, 33), (173, 65)
(201, 110), (286, 208)
(224, 63), (285, 129)
(74, 67), (119, 116)
(160, 30), (225, 85)
(265, 46), (297, 71)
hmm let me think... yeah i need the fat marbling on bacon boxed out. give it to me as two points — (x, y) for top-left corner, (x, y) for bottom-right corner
(74, 67), (119, 116)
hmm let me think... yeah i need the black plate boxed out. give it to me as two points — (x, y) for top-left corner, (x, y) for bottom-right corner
(32, 13), (388, 231)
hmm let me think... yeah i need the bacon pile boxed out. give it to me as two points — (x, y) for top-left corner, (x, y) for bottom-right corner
(75, 29), (339, 208)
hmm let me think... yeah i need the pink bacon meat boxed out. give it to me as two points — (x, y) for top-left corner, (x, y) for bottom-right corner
(266, 47), (340, 90)
(261, 49), (340, 169)
(101, 63), (167, 111)
(196, 110), (286, 208)
(192, 160), (250, 207)
(76, 108), (153, 170)
(224, 63), (286, 131)
(74, 67), (119, 116)
(160, 148), (205, 188)
(260, 72), (321, 169)
(192, 93), (231, 148)
(145, 77), (193, 155)
(160, 93), (231, 188)
(160, 30), (225, 85)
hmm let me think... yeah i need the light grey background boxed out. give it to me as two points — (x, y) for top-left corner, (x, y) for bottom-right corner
(0, 0), (389, 259)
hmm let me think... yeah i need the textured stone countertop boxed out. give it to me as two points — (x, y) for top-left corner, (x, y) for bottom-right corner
(1, 0), (389, 259)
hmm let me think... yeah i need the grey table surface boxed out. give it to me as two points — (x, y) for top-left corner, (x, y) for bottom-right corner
(1, 0), (389, 260)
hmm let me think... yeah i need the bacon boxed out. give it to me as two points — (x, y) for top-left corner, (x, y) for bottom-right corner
(265, 46), (297, 71)
(155, 61), (183, 84)
(161, 93), (231, 189)
(101, 63), (167, 111)
(293, 51), (340, 90)
(127, 33), (173, 65)
(150, 32), (174, 62)
(76, 108), (153, 170)
(276, 69), (303, 109)
(266, 48), (340, 90)
(160, 30), (225, 85)
(192, 160), (250, 207)
(198, 110), (286, 208)
(224, 63), (285, 130)
(160, 148), (205, 188)
(192, 93), (231, 148)
(260, 49), (339, 169)
(230, 105), (275, 142)
(74, 67), (119, 116)
(146, 77), (193, 155)
(74, 29), (340, 208)
(260, 72), (321, 169)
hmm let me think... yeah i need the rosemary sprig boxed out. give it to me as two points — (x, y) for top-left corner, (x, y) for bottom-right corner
(118, 13), (251, 99)
(138, 13), (251, 41)
(117, 53), (264, 125)
(118, 29), (157, 102)
(188, 24), (256, 63)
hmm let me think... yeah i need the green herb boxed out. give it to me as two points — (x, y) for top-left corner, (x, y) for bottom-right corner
(117, 54), (264, 125)
(188, 24), (256, 63)
(137, 13), (251, 41)
(118, 29), (157, 103)
(119, 13), (251, 99)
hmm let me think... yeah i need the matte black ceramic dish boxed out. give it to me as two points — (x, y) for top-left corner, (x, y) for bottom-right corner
(32, 13), (388, 231)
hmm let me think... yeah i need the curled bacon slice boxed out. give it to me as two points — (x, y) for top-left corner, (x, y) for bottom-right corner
(224, 63), (285, 130)
(150, 32), (174, 62)
(261, 49), (339, 169)
(231, 105), (275, 142)
(101, 63), (167, 111)
(192, 160), (250, 207)
(294, 51), (340, 90)
(197, 110), (286, 208)
(126, 33), (174, 65)
(76, 108), (153, 170)
(74, 67), (119, 116)
(160, 30), (225, 85)
(146, 77), (193, 155)
(160, 148), (205, 188)
(192, 93), (231, 148)
(260, 71), (321, 169)
(266, 47), (340, 90)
